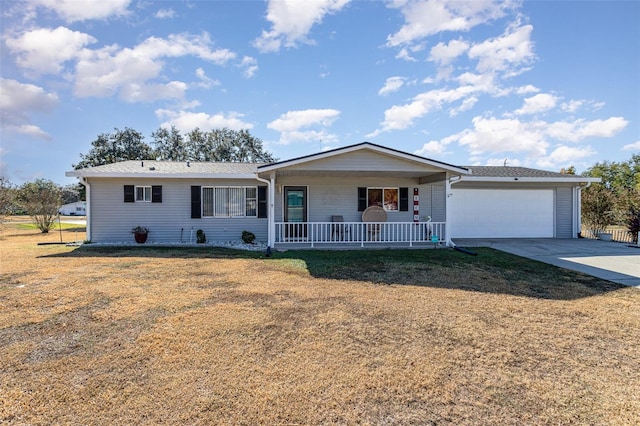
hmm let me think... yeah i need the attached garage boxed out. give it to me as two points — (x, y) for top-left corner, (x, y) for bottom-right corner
(450, 188), (555, 238)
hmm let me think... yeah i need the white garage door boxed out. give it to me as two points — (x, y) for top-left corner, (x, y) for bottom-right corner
(451, 189), (554, 238)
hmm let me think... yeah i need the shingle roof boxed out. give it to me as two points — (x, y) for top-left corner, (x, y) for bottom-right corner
(67, 160), (260, 177)
(467, 166), (578, 179)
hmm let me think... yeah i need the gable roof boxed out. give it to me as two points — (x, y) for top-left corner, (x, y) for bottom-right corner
(66, 160), (260, 179)
(257, 142), (469, 175)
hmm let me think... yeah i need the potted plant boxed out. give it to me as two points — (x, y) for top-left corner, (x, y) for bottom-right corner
(131, 226), (149, 244)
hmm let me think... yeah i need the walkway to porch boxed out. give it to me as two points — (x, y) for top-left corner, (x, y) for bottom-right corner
(274, 221), (447, 248)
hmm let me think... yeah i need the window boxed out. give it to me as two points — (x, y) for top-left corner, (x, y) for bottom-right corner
(126, 185), (162, 203)
(368, 188), (398, 211)
(201, 186), (257, 217)
(358, 187), (408, 212)
(136, 186), (151, 202)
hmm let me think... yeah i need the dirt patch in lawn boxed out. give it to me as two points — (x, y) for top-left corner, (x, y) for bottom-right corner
(1, 226), (639, 425)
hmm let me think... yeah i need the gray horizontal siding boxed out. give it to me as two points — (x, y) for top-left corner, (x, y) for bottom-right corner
(88, 178), (267, 243)
(555, 187), (574, 238)
(286, 150), (443, 173)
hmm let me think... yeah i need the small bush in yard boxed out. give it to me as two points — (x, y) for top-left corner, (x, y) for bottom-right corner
(242, 230), (256, 244)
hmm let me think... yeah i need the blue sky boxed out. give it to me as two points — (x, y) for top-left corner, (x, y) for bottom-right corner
(1, 0), (638, 185)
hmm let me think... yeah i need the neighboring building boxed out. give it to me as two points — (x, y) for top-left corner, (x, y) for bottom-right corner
(66, 142), (600, 247)
(58, 201), (86, 216)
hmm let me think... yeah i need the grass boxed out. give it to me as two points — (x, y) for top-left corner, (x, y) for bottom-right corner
(1, 224), (639, 425)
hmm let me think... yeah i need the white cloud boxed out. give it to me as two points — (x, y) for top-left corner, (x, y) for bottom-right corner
(370, 85), (480, 136)
(458, 116), (549, 157)
(429, 38), (469, 65)
(253, 0), (351, 53)
(267, 109), (340, 144)
(0, 78), (58, 140)
(449, 96), (478, 116)
(560, 99), (583, 113)
(425, 114), (627, 167)
(515, 84), (539, 95)
(622, 141), (640, 151)
(155, 8), (176, 19)
(468, 21), (535, 76)
(415, 140), (448, 157)
(396, 47), (417, 62)
(545, 117), (628, 142)
(194, 68), (220, 89)
(536, 145), (596, 169)
(155, 109), (253, 132)
(239, 56), (259, 78)
(32, 0), (131, 22)
(386, 0), (515, 47)
(74, 32), (236, 101)
(378, 76), (406, 96)
(514, 93), (557, 115)
(5, 26), (96, 75)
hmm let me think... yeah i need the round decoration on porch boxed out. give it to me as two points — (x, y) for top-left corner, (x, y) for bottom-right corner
(362, 205), (387, 222)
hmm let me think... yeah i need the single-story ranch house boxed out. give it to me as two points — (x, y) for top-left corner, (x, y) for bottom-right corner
(67, 142), (600, 248)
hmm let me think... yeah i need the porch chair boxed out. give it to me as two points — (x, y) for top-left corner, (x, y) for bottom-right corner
(331, 215), (348, 241)
(362, 206), (387, 241)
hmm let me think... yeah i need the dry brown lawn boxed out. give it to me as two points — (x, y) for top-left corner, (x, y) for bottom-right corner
(1, 223), (639, 425)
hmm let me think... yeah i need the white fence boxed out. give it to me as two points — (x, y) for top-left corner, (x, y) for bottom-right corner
(275, 222), (446, 247)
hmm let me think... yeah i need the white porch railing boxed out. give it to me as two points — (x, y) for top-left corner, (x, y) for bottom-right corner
(274, 222), (446, 247)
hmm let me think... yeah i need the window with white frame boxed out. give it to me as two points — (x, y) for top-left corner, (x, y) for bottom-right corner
(368, 187), (399, 211)
(202, 186), (258, 217)
(135, 186), (151, 202)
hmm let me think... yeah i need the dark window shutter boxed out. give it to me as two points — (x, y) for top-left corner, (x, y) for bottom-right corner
(357, 187), (367, 211)
(124, 185), (134, 202)
(152, 186), (162, 203)
(191, 186), (201, 219)
(399, 187), (409, 211)
(257, 186), (267, 218)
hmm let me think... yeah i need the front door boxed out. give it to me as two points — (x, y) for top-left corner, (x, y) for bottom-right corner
(284, 186), (307, 240)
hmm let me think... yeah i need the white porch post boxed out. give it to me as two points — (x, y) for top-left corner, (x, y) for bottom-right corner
(269, 172), (276, 247)
(445, 174), (462, 246)
(445, 175), (451, 246)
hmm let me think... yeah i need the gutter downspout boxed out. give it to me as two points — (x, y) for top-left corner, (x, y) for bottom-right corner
(255, 173), (275, 249)
(79, 178), (91, 241)
(445, 175), (463, 247)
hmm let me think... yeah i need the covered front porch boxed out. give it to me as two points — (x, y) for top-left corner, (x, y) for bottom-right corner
(256, 143), (469, 249)
(274, 220), (447, 248)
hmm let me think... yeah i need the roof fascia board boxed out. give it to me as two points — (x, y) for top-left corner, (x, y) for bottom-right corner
(258, 142), (469, 174)
(66, 171), (259, 179)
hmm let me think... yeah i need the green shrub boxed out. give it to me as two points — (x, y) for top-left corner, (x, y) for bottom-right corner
(242, 230), (256, 244)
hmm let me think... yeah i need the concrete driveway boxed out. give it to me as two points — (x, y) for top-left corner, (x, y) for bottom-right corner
(453, 238), (640, 288)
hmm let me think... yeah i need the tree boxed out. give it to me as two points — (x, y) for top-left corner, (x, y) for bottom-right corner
(583, 154), (640, 227)
(73, 127), (152, 169)
(151, 125), (187, 161)
(0, 177), (16, 226)
(581, 183), (615, 238)
(61, 184), (81, 205)
(17, 179), (62, 233)
(155, 127), (276, 163)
